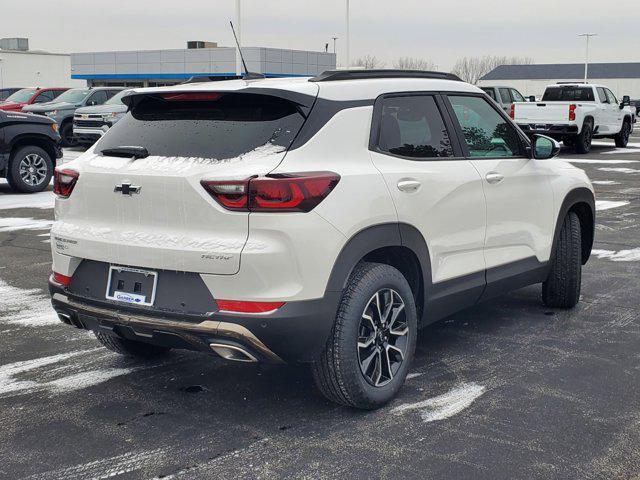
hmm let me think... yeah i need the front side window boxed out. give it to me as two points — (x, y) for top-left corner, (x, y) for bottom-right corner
(511, 89), (525, 102)
(377, 95), (453, 159)
(481, 88), (496, 101)
(499, 88), (512, 103)
(33, 91), (54, 103)
(448, 95), (522, 158)
(87, 91), (108, 105)
(605, 89), (618, 105)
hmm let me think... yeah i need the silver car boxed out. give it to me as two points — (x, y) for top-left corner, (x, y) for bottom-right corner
(73, 89), (130, 146)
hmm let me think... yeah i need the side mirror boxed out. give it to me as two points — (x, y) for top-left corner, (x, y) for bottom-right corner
(623, 95), (631, 105)
(528, 95), (536, 102)
(531, 134), (560, 160)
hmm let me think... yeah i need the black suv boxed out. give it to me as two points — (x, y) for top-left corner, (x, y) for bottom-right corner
(0, 110), (62, 193)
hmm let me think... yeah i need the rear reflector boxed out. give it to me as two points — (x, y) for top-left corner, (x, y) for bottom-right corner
(569, 104), (577, 121)
(50, 272), (72, 287)
(53, 169), (79, 198)
(510, 103), (515, 119)
(201, 172), (340, 213)
(216, 300), (285, 314)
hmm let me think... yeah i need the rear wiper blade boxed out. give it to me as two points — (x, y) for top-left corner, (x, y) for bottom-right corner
(101, 146), (149, 159)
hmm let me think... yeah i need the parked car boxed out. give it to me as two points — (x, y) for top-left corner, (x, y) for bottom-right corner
(0, 87), (23, 101)
(49, 70), (594, 409)
(0, 87), (69, 112)
(0, 110), (62, 192)
(23, 87), (124, 147)
(513, 83), (634, 153)
(73, 89), (130, 146)
(480, 85), (528, 113)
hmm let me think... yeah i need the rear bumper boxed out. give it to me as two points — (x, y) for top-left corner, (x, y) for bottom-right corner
(49, 281), (339, 364)
(517, 123), (579, 137)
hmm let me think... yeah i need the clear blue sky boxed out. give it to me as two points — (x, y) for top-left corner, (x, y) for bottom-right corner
(3, 0), (639, 70)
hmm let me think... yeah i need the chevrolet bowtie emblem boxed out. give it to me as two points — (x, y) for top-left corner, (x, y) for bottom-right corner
(114, 183), (141, 195)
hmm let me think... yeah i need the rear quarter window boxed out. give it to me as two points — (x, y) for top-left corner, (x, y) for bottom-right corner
(97, 93), (306, 159)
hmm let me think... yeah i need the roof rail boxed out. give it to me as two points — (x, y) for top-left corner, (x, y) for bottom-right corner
(309, 69), (463, 83)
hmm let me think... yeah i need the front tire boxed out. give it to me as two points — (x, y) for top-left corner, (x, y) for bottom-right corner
(60, 121), (78, 147)
(312, 262), (417, 409)
(94, 331), (170, 358)
(542, 212), (582, 308)
(6, 146), (54, 193)
(614, 121), (631, 148)
(575, 121), (593, 154)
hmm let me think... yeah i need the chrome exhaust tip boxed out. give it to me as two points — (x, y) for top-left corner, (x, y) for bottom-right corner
(57, 312), (73, 325)
(210, 343), (258, 363)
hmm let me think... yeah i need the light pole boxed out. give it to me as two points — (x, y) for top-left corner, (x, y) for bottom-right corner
(332, 36), (338, 54)
(578, 33), (597, 82)
(345, 0), (350, 69)
(235, 0), (242, 76)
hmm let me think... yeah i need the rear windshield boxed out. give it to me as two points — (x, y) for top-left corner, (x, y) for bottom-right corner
(97, 92), (306, 159)
(542, 87), (595, 102)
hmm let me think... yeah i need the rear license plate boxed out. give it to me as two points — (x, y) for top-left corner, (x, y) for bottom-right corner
(106, 266), (158, 306)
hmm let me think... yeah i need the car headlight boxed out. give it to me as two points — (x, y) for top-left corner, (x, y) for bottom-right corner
(45, 110), (58, 117)
(102, 112), (124, 123)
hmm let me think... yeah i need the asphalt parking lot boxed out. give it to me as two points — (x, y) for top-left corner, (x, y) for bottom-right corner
(1, 136), (639, 480)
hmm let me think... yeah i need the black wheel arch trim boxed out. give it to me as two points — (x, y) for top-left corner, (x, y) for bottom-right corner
(551, 187), (595, 265)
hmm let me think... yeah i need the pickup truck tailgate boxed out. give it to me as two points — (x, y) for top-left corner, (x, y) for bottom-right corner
(514, 102), (572, 124)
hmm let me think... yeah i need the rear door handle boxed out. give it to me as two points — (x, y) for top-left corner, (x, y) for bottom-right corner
(485, 172), (504, 184)
(397, 179), (421, 192)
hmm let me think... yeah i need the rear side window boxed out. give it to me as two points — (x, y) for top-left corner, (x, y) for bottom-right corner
(447, 95), (523, 158)
(510, 89), (525, 102)
(499, 88), (512, 103)
(376, 95), (453, 159)
(596, 87), (608, 103)
(97, 92), (306, 159)
(542, 87), (595, 102)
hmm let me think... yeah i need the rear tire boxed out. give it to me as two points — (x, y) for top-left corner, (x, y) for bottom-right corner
(6, 145), (53, 193)
(575, 121), (593, 154)
(94, 331), (170, 358)
(542, 212), (582, 308)
(312, 262), (417, 409)
(614, 121), (631, 148)
(563, 137), (575, 148)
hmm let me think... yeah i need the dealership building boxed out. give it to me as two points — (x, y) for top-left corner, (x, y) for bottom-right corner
(0, 38), (84, 89)
(70, 43), (336, 87)
(478, 63), (640, 99)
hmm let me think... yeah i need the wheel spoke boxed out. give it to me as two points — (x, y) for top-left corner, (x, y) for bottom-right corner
(373, 350), (382, 386)
(358, 335), (375, 349)
(387, 344), (405, 362)
(360, 349), (377, 376)
(381, 347), (393, 382)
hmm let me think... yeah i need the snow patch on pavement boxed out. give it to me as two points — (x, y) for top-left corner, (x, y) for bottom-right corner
(0, 278), (60, 327)
(0, 192), (55, 210)
(591, 248), (640, 262)
(592, 180), (620, 185)
(406, 372), (423, 380)
(47, 368), (134, 393)
(0, 217), (53, 232)
(596, 200), (630, 211)
(598, 167), (640, 174)
(391, 382), (486, 422)
(566, 159), (638, 164)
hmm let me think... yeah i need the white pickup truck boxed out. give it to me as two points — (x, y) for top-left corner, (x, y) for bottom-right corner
(513, 83), (634, 154)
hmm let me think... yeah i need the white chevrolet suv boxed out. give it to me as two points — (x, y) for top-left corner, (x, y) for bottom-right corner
(49, 70), (595, 409)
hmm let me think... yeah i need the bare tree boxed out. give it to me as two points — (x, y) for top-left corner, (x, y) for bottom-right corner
(352, 55), (385, 69)
(393, 57), (437, 71)
(452, 56), (534, 84)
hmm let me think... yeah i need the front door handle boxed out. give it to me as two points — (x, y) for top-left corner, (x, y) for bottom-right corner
(397, 179), (421, 192)
(485, 172), (504, 184)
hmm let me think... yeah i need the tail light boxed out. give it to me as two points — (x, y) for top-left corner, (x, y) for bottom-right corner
(201, 172), (340, 213)
(53, 169), (79, 198)
(510, 103), (515, 119)
(50, 271), (71, 287)
(569, 104), (576, 121)
(216, 300), (285, 314)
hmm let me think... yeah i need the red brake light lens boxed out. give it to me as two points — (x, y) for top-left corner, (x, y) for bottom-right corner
(53, 169), (79, 198)
(216, 300), (285, 314)
(510, 103), (515, 119)
(50, 271), (72, 287)
(160, 92), (222, 102)
(201, 172), (340, 213)
(569, 104), (577, 121)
